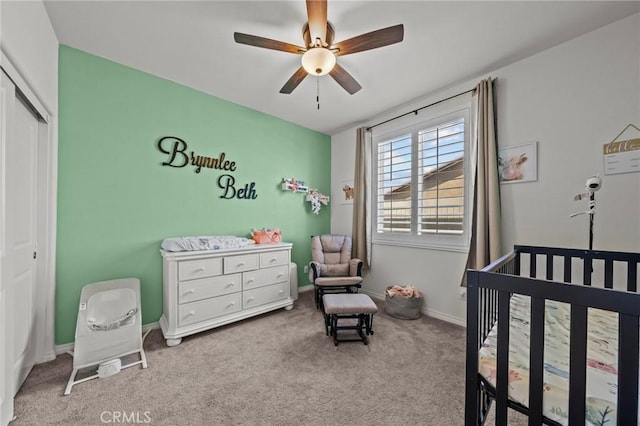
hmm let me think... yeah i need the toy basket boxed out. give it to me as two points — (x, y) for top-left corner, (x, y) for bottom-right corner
(384, 285), (423, 320)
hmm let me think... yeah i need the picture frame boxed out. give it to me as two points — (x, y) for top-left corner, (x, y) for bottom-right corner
(340, 180), (355, 204)
(498, 142), (537, 184)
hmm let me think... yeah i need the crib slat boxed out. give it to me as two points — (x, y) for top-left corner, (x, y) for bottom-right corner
(546, 254), (553, 280)
(628, 261), (637, 292)
(464, 271), (480, 426)
(569, 305), (587, 425)
(583, 255), (592, 286)
(563, 256), (572, 283)
(528, 297), (545, 425)
(604, 259), (614, 289)
(617, 313), (639, 424)
(530, 254), (537, 278)
(496, 291), (510, 425)
(482, 289), (488, 341)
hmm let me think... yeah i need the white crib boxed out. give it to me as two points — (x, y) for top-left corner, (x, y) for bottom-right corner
(64, 278), (147, 395)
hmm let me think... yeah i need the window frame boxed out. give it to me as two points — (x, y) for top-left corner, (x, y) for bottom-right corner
(371, 104), (473, 252)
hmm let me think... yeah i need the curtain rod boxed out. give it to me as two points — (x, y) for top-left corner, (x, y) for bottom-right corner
(365, 88), (476, 132)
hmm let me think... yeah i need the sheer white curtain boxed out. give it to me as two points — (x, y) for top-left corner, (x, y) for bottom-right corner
(466, 77), (502, 279)
(352, 127), (371, 269)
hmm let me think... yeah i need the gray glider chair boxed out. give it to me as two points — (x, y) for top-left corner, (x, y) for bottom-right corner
(310, 234), (363, 310)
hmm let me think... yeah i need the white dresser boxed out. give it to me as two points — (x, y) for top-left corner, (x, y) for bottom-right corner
(160, 243), (294, 346)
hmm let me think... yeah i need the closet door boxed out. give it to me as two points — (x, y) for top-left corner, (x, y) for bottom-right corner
(1, 69), (39, 402)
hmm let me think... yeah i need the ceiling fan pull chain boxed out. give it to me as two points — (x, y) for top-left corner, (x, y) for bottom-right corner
(316, 76), (320, 110)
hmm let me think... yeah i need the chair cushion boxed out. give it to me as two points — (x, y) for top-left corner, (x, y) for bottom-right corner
(315, 276), (363, 286)
(311, 235), (352, 265)
(318, 263), (349, 277)
(322, 293), (378, 314)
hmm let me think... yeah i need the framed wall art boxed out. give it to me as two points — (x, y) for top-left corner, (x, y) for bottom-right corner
(341, 180), (355, 204)
(498, 142), (537, 184)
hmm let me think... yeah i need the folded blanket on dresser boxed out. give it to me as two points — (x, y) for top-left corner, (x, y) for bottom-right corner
(161, 236), (255, 252)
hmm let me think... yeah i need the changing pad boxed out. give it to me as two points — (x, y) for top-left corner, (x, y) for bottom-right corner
(161, 236), (255, 252)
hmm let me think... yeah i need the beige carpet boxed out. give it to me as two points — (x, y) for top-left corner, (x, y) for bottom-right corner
(12, 291), (526, 425)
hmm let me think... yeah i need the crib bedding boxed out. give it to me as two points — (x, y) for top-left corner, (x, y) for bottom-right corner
(478, 293), (634, 426)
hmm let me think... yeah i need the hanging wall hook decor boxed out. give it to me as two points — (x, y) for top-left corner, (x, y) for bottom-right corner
(306, 189), (330, 214)
(280, 178), (329, 214)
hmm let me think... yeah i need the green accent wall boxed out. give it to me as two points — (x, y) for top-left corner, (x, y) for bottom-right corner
(57, 46), (331, 345)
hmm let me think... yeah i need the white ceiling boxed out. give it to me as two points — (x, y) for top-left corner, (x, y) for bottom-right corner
(43, 1), (639, 135)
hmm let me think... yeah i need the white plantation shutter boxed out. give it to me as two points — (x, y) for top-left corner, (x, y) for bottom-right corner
(376, 134), (412, 233)
(372, 106), (470, 249)
(418, 118), (465, 234)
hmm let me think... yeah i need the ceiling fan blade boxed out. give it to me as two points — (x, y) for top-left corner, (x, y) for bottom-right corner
(329, 63), (362, 95)
(332, 24), (404, 57)
(306, 0), (327, 45)
(234, 32), (305, 54)
(280, 67), (308, 94)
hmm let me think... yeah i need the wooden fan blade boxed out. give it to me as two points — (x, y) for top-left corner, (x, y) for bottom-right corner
(234, 32), (305, 54)
(332, 24), (404, 57)
(306, 0), (327, 45)
(329, 63), (361, 95)
(280, 67), (308, 94)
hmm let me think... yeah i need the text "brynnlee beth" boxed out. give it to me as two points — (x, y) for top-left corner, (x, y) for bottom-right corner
(157, 136), (257, 200)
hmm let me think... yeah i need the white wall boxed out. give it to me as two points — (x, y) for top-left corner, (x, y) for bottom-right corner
(0, 3), (58, 425)
(1, 0), (59, 113)
(331, 13), (640, 325)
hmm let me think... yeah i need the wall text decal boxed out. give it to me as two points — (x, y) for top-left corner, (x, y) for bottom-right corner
(158, 136), (237, 173)
(218, 175), (258, 200)
(157, 136), (258, 200)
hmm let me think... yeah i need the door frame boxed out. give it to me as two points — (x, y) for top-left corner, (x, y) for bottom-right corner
(1, 50), (57, 424)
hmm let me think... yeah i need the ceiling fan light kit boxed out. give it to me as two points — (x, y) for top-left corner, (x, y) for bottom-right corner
(233, 0), (404, 96)
(301, 47), (336, 76)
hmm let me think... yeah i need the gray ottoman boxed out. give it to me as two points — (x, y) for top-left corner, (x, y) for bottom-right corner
(322, 293), (378, 346)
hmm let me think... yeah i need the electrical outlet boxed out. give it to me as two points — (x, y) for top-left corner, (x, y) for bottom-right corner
(458, 288), (467, 301)
(303, 265), (309, 273)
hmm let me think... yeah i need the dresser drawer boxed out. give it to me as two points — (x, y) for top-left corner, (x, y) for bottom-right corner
(178, 293), (242, 327)
(178, 273), (241, 304)
(243, 265), (289, 290)
(178, 258), (223, 281)
(224, 254), (258, 274)
(259, 250), (289, 268)
(243, 282), (289, 310)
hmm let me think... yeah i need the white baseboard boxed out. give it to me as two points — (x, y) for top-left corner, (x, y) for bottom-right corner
(298, 284), (314, 293)
(53, 322), (160, 356)
(41, 351), (56, 362)
(364, 290), (465, 327)
(423, 309), (465, 327)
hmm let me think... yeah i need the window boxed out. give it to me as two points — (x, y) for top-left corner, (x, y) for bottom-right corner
(373, 107), (471, 250)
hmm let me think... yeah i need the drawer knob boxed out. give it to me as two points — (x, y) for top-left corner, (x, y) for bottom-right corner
(278, 290), (284, 294)
(226, 282), (235, 288)
(247, 278), (254, 283)
(185, 311), (195, 318)
(228, 301), (235, 308)
(270, 258), (277, 263)
(194, 267), (205, 273)
(277, 273), (284, 278)
(186, 289), (195, 295)
(237, 262), (245, 267)
(247, 297), (254, 303)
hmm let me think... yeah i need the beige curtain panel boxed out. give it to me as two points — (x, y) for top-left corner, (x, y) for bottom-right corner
(464, 78), (502, 284)
(352, 127), (370, 269)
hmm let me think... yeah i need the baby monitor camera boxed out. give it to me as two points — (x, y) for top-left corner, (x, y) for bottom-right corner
(586, 175), (602, 192)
